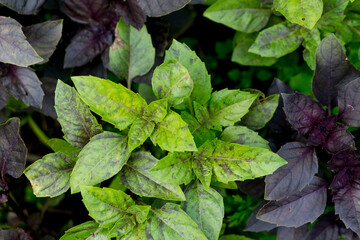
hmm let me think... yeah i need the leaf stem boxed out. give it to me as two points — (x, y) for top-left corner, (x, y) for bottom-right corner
(27, 117), (50, 147)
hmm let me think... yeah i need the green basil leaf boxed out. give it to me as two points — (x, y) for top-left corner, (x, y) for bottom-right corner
(151, 111), (197, 152)
(120, 152), (186, 201)
(249, 23), (303, 58)
(209, 89), (257, 127)
(220, 126), (270, 149)
(60, 221), (99, 240)
(181, 180), (224, 240)
(109, 19), (155, 88)
(47, 138), (80, 156)
(240, 94), (280, 130)
(127, 205), (152, 224)
(24, 152), (76, 197)
(316, 0), (348, 31)
(300, 27), (321, 70)
(122, 223), (146, 240)
(145, 203), (208, 240)
(128, 118), (155, 152)
(143, 99), (168, 123)
(232, 32), (277, 66)
(80, 186), (135, 228)
(108, 216), (136, 238)
(274, 0), (323, 29)
(203, 0), (271, 33)
(150, 152), (194, 185)
(55, 80), (103, 148)
(70, 132), (130, 193)
(164, 40), (212, 106)
(209, 139), (287, 183)
(72, 76), (147, 131)
(152, 60), (193, 106)
(192, 141), (216, 189)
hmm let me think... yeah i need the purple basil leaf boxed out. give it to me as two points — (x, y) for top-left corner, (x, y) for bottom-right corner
(33, 77), (57, 119)
(236, 178), (265, 198)
(282, 92), (326, 136)
(338, 78), (360, 127)
(0, 82), (9, 110)
(1, 65), (44, 108)
(304, 213), (340, 240)
(333, 180), (360, 237)
(257, 176), (327, 227)
(324, 126), (355, 154)
(0, 17), (43, 67)
(190, 0), (205, 3)
(138, 0), (191, 17)
(23, 20), (63, 64)
(277, 225), (308, 240)
(0, 0), (45, 15)
(328, 150), (359, 172)
(312, 34), (360, 108)
(62, 0), (108, 24)
(267, 78), (293, 134)
(265, 142), (318, 200)
(111, 0), (146, 30)
(244, 201), (277, 232)
(2, 228), (32, 240)
(340, 227), (360, 240)
(75, 56), (107, 79)
(308, 115), (337, 146)
(0, 118), (27, 179)
(64, 26), (113, 68)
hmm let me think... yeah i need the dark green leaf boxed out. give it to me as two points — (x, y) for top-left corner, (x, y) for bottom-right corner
(145, 203), (208, 240)
(181, 180), (224, 240)
(151, 111), (197, 152)
(209, 89), (257, 127)
(109, 19), (155, 87)
(70, 132), (129, 193)
(23, 20), (63, 64)
(232, 32), (277, 66)
(60, 221), (99, 240)
(0, 118), (27, 179)
(24, 152), (76, 197)
(204, 0), (271, 33)
(120, 152), (186, 201)
(274, 0), (323, 29)
(150, 152), (194, 185)
(72, 76), (147, 131)
(0, 17), (42, 66)
(0, 0), (45, 14)
(55, 80), (102, 148)
(152, 60), (193, 106)
(80, 186), (135, 228)
(249, 23), (303, 58)
(220, 126), (270, 149)
(164, 40), (212, 106)
(240, 94), (279, 130)
(300, 27), (321, 70)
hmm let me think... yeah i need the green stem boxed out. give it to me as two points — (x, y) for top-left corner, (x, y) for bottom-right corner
(28, 117), (50, 147)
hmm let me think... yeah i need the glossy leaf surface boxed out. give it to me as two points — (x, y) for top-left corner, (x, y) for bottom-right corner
(249, 23), (303, 58)
(120, 152), (186, 201)
(257, 177), (327, 227)
(181, 180), (224, 240)
(265, 142), (318, 200)
(164, 40), (212, 105)
(23, 20), (63, 64)
(220, 126), (270, 149)
(55, 80), (102, 148)
(109, 19), (155, 86)
(150, 111), (197, 152)
(274, 0), (323, 29)
(204, 0), (272, 33)
(145, 203), (207, 239)
(152, 60), (193, 106)
(70, 132), (129, 193)
(72, 76), (146, 131)
(0, 118), (27, 178)
(0, 17), (42, 66)
(24, 152), (75, 197)
(81, 186), (135, 228)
